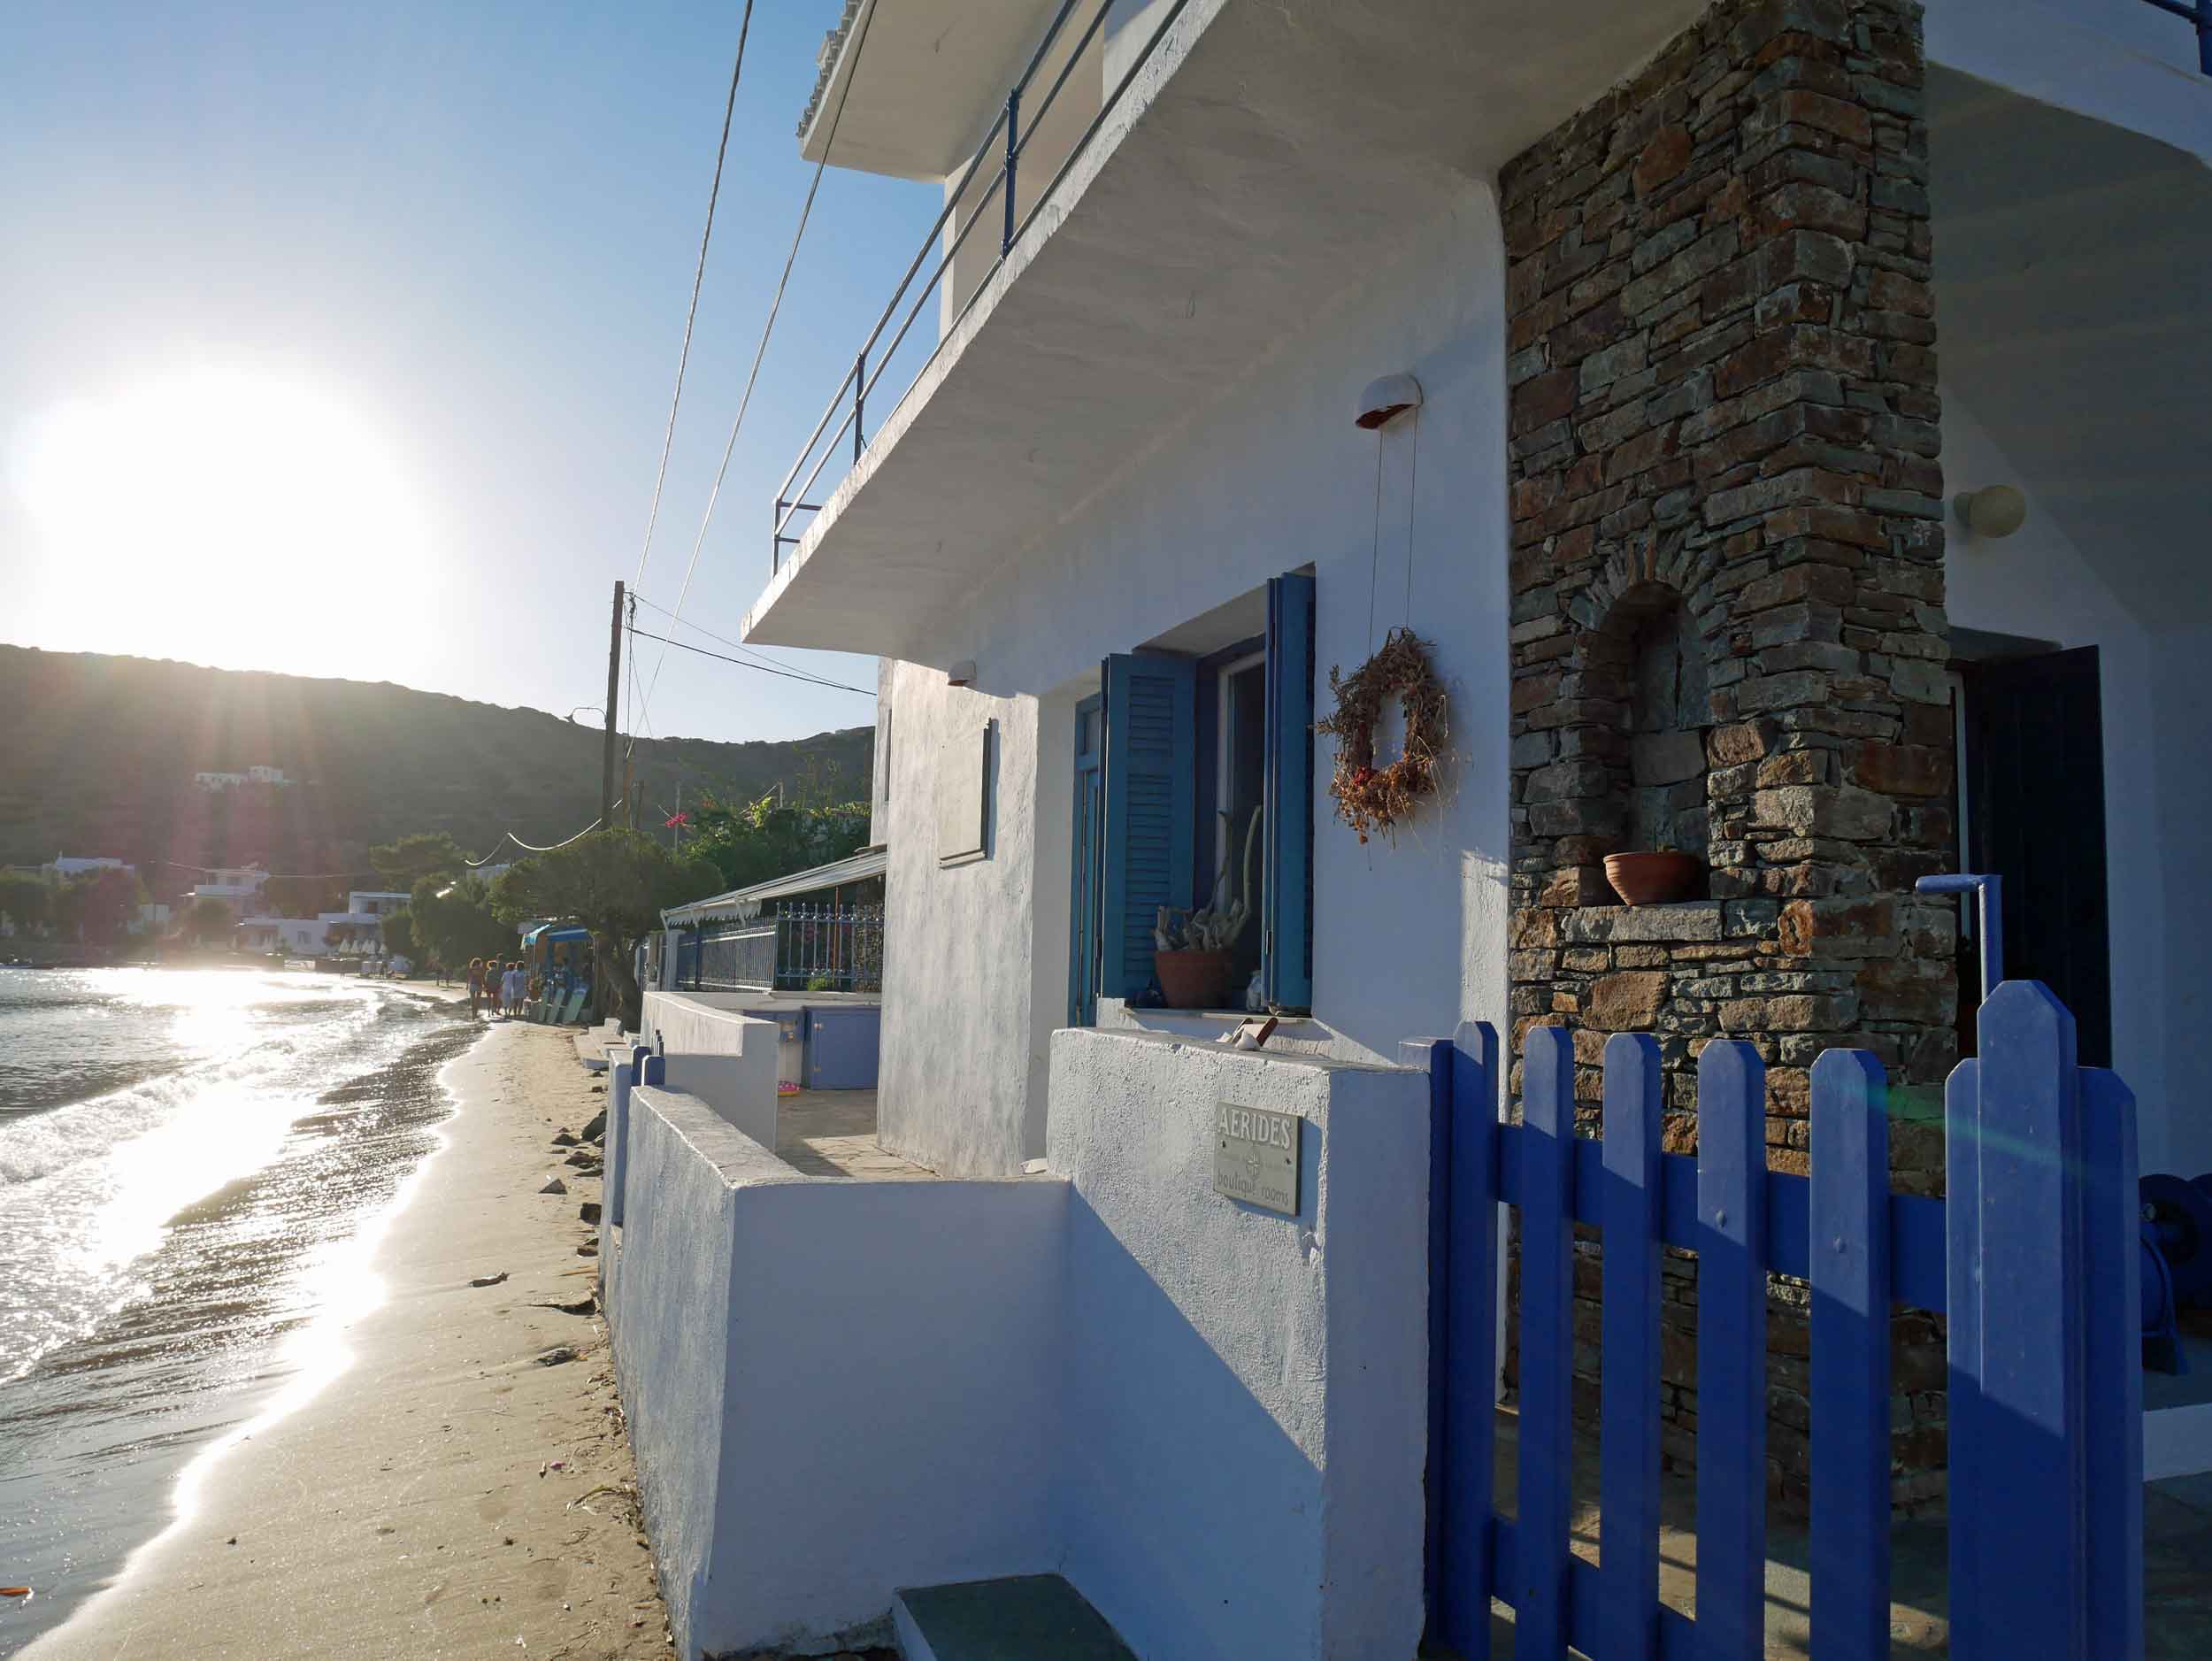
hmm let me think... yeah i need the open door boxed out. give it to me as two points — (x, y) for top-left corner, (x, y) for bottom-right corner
(1960, 645), (2112, 1065)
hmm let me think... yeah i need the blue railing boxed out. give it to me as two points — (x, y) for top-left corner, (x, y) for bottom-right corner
(2142, 0), (2212, 73)
(772, 0), (1194, 571)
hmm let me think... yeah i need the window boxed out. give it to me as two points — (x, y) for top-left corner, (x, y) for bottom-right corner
(1080, 572), (1315, 1017)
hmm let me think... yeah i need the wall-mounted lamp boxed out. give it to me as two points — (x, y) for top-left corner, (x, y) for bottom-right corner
(947, 659), (978, 688)
(1354, 373), (1424, 430)
(1953, 485), (2027, 539)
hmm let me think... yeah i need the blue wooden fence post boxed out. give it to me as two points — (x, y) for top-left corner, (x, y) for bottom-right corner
(2079, 1065), (2144, 1659)
(1809, 1047), (1890, 1661)
(1948, 980), (2087, 1661)
(1516, 1025), (1577, 1658)
(1423, 1025), (1499, 1657)
(1696, 1039), (1767, 1661)
(1598, 1033), (1663, 1661)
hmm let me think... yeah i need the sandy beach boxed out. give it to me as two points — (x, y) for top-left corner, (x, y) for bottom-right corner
(24, 1018), (672, 1660)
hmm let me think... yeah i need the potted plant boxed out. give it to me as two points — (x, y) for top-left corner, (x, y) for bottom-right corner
(1153, 810), (1260, 1009)
(1603, 830), (1701, 907)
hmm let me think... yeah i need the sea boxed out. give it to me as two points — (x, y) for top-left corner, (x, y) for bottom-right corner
(0, 965), (477, 1653)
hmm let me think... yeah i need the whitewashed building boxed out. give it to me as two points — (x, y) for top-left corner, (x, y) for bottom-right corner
(606, 2), (2212, 1655)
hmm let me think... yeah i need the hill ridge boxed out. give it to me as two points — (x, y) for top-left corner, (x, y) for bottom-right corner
(0, 644), (872, 897)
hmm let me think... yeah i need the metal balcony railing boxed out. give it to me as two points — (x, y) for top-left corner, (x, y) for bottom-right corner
(772, 0), (1194, 572)
(2141, 0), (2212, 73)
(690, 904), (885, 995)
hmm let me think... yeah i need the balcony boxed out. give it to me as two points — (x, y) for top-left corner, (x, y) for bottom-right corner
(742, 0), (1709, 666)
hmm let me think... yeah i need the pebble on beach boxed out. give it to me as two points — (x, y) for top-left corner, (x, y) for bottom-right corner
(539, 1176), (567, 1196)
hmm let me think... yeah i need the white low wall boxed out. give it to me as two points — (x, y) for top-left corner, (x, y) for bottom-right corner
(1047, 1028), (1432, 1660)
(639, 992), (778, 1150)
(613, 1084), (1068, 1659)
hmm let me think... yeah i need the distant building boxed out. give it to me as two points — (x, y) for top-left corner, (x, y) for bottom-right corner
(195, 766), (292, 792)
(346, 891), (410, 919)
(188, 864), (270, 919)
(237, 915), (329, 955)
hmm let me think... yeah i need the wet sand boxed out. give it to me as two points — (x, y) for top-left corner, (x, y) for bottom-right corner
(26, 1019), (672, 1659)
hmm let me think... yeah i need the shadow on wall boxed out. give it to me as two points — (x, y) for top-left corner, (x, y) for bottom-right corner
(1051, 1189), (1325, 1660)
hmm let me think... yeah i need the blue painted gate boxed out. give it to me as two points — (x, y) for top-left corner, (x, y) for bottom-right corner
(1425, 977), (2143, 1659)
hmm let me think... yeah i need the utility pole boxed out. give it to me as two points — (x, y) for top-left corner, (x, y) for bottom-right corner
(601, 581), (624, 834)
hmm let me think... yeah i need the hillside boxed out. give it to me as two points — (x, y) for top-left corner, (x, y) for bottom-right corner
(0, 646), (872, 899)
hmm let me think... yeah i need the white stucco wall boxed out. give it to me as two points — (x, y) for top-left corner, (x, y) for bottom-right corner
(1941, 395), (2212, 1176)
(637, 991), (779, 1149)
(611, 1083), (1068, 1658)
(1047, 1028), (1432, 1660)
(875, 663), (1067, 1175)
(875, 183), (1511, 1167)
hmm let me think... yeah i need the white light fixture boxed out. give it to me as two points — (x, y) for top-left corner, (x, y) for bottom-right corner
(947, 659), (977, 688)
(1354, 373), (1424, 430)
(1953, 485), (2027, 539)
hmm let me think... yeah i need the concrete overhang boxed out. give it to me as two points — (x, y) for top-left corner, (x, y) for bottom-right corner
(1928, 65), (2212, 623)
(800, 0), (1065, 181)
(747, 0), (1705, 664)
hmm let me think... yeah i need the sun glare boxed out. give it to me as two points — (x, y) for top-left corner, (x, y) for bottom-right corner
(10, 369), (436, 665)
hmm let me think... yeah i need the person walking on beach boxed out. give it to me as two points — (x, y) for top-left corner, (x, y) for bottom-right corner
(466, 957), (485, 1019)
(504, 960), (522, 1018)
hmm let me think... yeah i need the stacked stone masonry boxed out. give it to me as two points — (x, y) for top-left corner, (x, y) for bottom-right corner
(1500, 0), (1954, 1513)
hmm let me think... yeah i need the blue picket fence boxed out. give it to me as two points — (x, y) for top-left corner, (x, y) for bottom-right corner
(1422, 977), (2142, 1660)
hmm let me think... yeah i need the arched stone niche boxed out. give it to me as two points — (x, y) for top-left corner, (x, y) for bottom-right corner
(1587, 580), (1712, 869)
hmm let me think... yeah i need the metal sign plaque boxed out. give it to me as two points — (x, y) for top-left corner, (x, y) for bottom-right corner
(1214, 1102), (1302, 1215)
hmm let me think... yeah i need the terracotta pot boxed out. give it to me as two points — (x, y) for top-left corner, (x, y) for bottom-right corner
(1604, 851), (1700, 907)
(1155, 949), (1232, 1010)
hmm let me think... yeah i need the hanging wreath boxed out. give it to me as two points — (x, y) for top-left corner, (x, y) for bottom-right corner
(1315, 627), (1448, 844)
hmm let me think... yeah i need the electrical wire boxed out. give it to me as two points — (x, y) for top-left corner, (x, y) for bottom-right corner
(469, 820), (605, 863)
(632, 2), (757, 596)
(626, 627), (874, 696)
(630, 588), (817, 679)
(635, 0), (881, 736)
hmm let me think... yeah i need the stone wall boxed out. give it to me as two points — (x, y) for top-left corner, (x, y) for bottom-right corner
(1500, 0), (1953, 1512)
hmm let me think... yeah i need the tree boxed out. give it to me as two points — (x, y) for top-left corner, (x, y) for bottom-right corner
(380, 907), (417, 963)
(0, 872), (50, 935)
(687, 791), (870, 894)
(407, 873), (512, 970)
(55, 867), (148, 949)
(368, 831), (469, 893)
(184, 896), (236, 946)
(491, 830), (721, 1029)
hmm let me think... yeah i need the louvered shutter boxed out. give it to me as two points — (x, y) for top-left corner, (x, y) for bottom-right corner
(1263, 573), (1316, 1012)
(1098, 653), (1196, 1001)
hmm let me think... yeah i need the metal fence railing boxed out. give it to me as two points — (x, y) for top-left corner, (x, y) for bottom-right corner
(772, 0), (1194, 570)
(687, 904), (884, 996)
(695, 921), (780, 993)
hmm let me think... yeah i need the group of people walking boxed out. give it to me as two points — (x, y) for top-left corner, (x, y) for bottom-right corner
(465, 956), (533, 1019)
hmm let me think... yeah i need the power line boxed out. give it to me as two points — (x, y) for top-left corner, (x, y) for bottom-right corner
(469, 820), (605, 863)
(632, 2), (757, 596)
(630, 588), (817, 679)
(626, 627), (874, 696)
(636, 0), (881, 735)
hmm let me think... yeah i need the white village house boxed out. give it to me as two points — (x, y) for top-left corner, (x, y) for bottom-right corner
(601, 2), (2212, 1656)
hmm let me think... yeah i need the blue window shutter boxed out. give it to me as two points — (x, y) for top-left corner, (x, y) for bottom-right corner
(1263, 573), (1316, 1011)
(1098, 653), (1196, 1002)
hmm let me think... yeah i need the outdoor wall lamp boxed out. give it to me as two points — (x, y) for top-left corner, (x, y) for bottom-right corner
(1953, 485), (2027, 539)
(1354, 373), (1424, 430)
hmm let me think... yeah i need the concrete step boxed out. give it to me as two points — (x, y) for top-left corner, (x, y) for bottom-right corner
(892, 1574), (1134, 1661)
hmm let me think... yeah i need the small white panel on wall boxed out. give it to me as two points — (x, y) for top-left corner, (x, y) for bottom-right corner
(936, 719), (991, 865)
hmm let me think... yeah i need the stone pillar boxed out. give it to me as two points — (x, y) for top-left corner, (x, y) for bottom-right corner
(1500, 0), (1953, 1513)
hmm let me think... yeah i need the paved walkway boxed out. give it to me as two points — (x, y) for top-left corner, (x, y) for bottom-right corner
(775, 1088), (939, 1180)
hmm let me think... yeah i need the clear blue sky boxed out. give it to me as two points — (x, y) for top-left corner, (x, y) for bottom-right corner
(0, 2), (930, 744)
